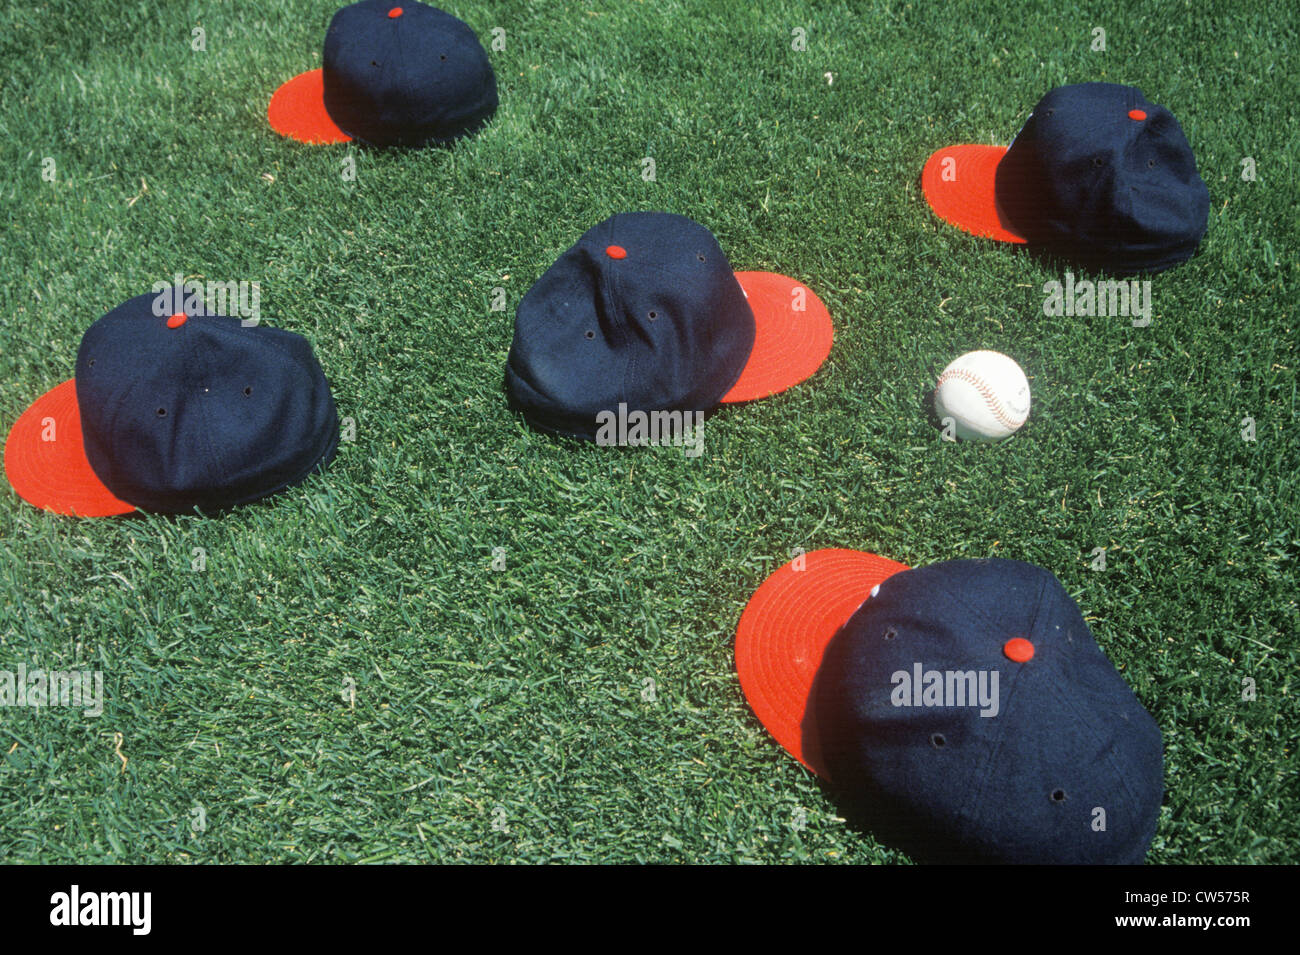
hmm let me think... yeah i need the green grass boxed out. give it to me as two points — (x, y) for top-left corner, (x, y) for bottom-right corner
(0, 0), (1295, 863)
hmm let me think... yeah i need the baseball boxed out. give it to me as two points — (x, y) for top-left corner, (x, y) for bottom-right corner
(933, 350), (1031, 441)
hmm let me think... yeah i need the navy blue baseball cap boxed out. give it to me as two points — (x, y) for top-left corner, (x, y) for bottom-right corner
(269, 0), (497, 147)
(505, 212), (834, 440)
(736, 551), (1163, 864)
(923, 83), (1209, 273)
(4, 290), (339, 516)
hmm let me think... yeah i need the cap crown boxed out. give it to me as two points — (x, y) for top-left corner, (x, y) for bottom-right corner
(74, 291), (339, 513)
(996, 83), (1209, 272)
(322, 0), (497, 146)
(505, 212), (756, 440)
(813, 558), (1163, 864)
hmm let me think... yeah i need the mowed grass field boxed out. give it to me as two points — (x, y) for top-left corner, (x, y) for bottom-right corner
(0, 0), (1295, 864)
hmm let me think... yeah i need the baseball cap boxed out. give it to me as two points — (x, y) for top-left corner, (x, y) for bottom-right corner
(4, 290), (340, 516)
(268, 0), (498, 147)
(505, 212), (834, 440)
(922, 83), (1209, 273)
(735, 550), (1164, 864)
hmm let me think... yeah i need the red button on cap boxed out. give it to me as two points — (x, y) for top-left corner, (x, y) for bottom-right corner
(1128, 109), (1147, 121)
(167, 313), (187, 329)
(1003, 637), (1034, 662)
(388, 7), (403, 17)
(605, 245), (627, 259)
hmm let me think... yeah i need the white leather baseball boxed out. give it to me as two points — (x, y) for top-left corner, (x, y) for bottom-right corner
(934, 351), (1031, 441)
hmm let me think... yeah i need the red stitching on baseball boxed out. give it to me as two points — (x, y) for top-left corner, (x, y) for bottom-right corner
(936, 367), (1025, 430)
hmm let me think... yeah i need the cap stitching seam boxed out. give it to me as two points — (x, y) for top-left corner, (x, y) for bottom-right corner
(184, 320), (227, 502)
(390, 5), (410, 130)
(951, 569), (1047, 830)
(599, 217), (635, 408)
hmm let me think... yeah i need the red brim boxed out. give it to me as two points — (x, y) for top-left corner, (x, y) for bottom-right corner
(268, 69), (352, 145)
(4, 379), (133, 516)
(921, 144), (1027, 244)
(734, 548), (909, 777)
(721, 271), (833, 403)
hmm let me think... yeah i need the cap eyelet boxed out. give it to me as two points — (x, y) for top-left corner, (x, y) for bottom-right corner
(697, 253), (706, 262)
(1092, 156), (1105, 167)
(440, 54), (448, 61)
(156, 407), (167, 417)
(87, 359), (95, 368)
(243, 386), (253, 397)
(884, 626), (897, 640)
(1051, 788), (1067, 802)
(930, 733), (946, 748)
(647, 311), (658, 321)
(584, 330), (595, 340)
(1147, 158), (1156, 168)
